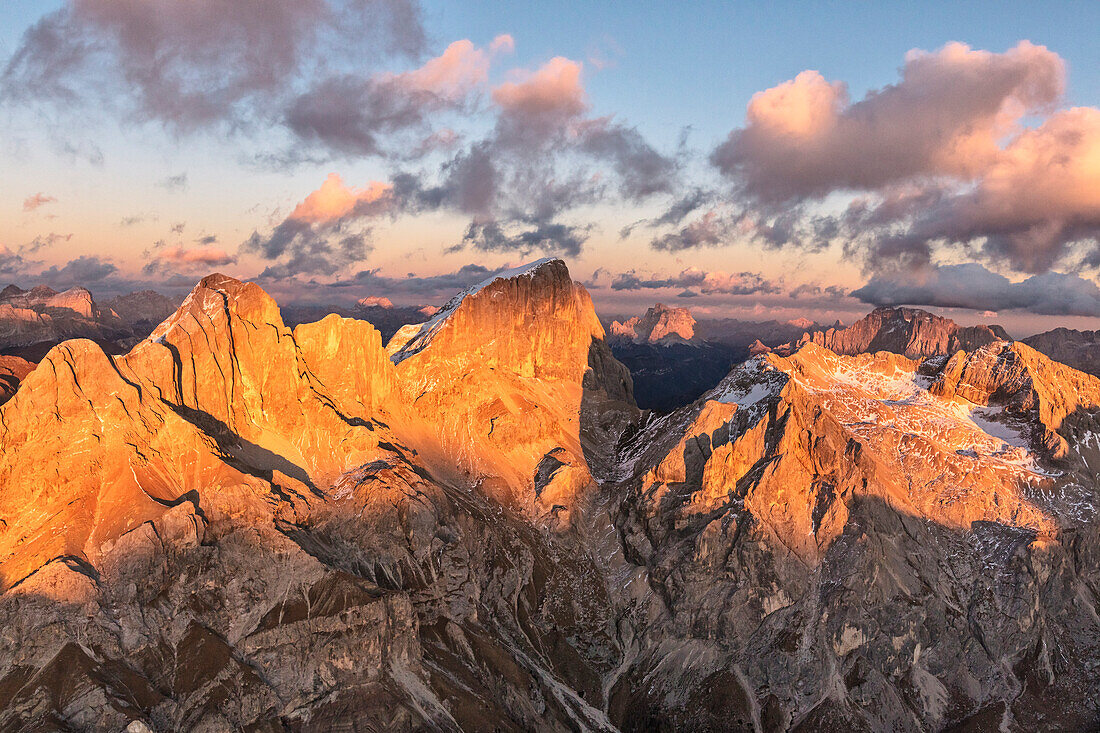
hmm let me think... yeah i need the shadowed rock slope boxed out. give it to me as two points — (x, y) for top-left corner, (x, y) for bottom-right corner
(797, 306), (1009, 359)
(1024, 327), (1100, 378)
(1, 261), (1100, 731)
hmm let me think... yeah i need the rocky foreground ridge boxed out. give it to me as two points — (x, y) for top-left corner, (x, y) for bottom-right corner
(0, 260), (1099, 730)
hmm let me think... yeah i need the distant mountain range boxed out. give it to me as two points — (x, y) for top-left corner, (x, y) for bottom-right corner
(0, 284), (177, 359)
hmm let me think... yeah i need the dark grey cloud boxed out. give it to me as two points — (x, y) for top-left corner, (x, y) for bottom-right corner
(245, 221), (372, 279)
(3, 0), (425, 134)
(406, 56), (679, 257)
(577, 118), (679, 200)
(609, 268), (780, 296)
(649, 212), (730, 251)
(25, 232), (73, 254)
(37, 255), (117, 287)
(459, 219), (589, 257)
(342, 262), (505, 297)
(852, 263), (1100, 317)
(789, 283), (848, 300)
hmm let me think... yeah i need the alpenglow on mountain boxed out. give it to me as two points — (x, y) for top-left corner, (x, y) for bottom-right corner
(0, 259), (1099, 730)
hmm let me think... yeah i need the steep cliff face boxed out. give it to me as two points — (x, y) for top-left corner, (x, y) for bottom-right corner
(390, 258), (634, 521)
(0, 273), (401, 594)
(803, 306), (1008, 358)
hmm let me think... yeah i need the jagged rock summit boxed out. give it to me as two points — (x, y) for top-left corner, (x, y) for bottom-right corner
(798, 305), (1009, 358)
(611, 302), (696, 344)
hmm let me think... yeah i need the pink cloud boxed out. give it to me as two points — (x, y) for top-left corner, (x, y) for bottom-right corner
(703, 40), (1100, 273)
(394, 35), (513, 101)
(152, 245), (237, 270)
(490, 34), (515, 54)
(289, 173), (393, 225)
(22, 193), (57, 212)
(904, 105), (1100, 271)
(493, 57), (587, 123)
(715, 41), (1065, 203)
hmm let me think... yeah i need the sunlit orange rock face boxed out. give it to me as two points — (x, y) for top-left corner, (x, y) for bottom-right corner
(631, 343), (1083, 564)
(2, 259), (1100, 731)
(0, 264), (624, 591)
(614, 338), (1100, 730)
(0, 259), (639, 729)
(0, 274), (399, 592)
(389, 258), (630, 520)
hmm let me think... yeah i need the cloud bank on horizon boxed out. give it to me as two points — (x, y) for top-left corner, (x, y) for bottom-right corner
(2, 1), (1099, 322)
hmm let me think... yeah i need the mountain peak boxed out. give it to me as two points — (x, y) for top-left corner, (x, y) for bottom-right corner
(390, 257), (583, 366)
(611, 302), (696, 344)
(155, 272), (281, 340)
(803, 305), (1008, 358)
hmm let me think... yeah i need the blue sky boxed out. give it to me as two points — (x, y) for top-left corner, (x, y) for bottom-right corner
(2, 1), (1100, 334)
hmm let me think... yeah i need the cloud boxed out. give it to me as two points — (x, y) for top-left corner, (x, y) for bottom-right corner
(37, 255), (117, 287)
(699, 41), (1100, 275)
(649, 211), (731, 251)
(243, 172), (398, 278)
(493, 56), (587, 136)
(22, 232), (72, 254)
(288, 173), (393, 224)
(160, 172), (188, 191)
(143, 245), (237, 275)
(3, 0), (425, 132)
(391, 55), (677, 256)
(342, 262), (506, 297)
(608, 267), (780, 296)
(713, 42), (1063, 204)
(851, 263), (1100, 317)
(285, 36), (511, 157)
(0, 246), (32, 277)
(22, 193), (56, 212)
(458, 219), (589, 256)
(788, 283), (848, 300)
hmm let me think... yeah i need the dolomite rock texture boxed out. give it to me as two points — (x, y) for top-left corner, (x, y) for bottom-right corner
(0, 260), (1099, 731)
